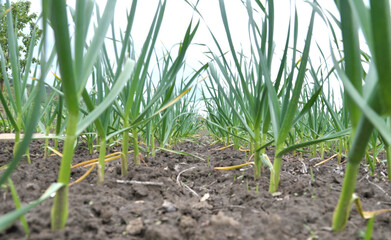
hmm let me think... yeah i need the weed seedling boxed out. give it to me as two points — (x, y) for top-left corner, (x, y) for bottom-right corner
(304, 224), (319, 239)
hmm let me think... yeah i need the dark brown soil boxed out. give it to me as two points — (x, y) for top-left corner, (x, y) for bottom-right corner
(0, 136), (390, 240)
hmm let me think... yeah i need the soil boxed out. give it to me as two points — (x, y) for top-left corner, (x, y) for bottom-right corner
(0, 134), (390, 240)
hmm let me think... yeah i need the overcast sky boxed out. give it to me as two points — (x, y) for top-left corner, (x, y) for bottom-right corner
(27, 0), (343, 108)
(105, 0), (338, 71)
(28, 0), (340, 69)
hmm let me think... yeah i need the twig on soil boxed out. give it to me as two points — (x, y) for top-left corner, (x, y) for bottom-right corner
(297, 158), (307, 174)
(366, 178), (390, 198)
(207, 180), (217, 186)
(139, 154), (148, 167)
(358, 174), (369, 182)
(176, 166), (200, 197)
(320, 227), (332, 232)
(309, 157), (321, 162)
(314, 154), (338, 167)
(227, 205), (246, 209)
(69, 165), (95, 186)
(116, 180), (164, 186)
(209, 144), (234, 151)
(182, 183), (200, 197)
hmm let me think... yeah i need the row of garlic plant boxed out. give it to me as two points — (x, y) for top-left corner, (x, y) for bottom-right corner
(205, 0), (333, 188)
(48, 0), (128, 229)
(0, 0), (206, 232)
(0, 0), (46, 165)
(0, 0), (50, 184)
(0, 0), (54, 233)
(202, 0), (391, 233)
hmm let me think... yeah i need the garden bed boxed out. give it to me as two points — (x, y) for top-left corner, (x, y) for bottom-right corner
(1, 138), (390, 240)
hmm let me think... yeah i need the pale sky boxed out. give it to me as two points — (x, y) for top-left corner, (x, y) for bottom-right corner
(27, 0), (342, 107)
(28, 0), (340, 69)
(95, 0), (339, 71)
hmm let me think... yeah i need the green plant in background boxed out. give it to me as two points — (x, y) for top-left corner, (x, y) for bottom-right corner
(202, 84), (239, 148)
(204, 0), (354, 190)
(264, 4), (317, 193)
(109, 0), (168, 173)
(0, 0), (47, 184)
(207, 0), (326, 185)
(0, 0), (56, 231)
(53, 77), (65, 151)
(37, 75), (62, 159)
(207, 0), (280, 180)
(115, 7), (201, 174)
(0, 0), (42, 157)
(0, 0), (42, 77)
(146, 60), (207, 159)
(308, 59), (347, 161)
(366, 131), (380, 175)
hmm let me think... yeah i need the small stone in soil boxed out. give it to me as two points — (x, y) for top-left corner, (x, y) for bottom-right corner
(133, 185), (148, 197)
(162, 200), (177, 212)
(100, 205), (113, 223)
(25, 183), (40, 192)
(126, 218), (144, 235)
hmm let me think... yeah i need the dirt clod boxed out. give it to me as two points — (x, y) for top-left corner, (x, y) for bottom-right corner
(192, 200), (213, 210)
(126, 218), (144, 235)
(180, 215), (196, 228)
(210, 211), (239, 227)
